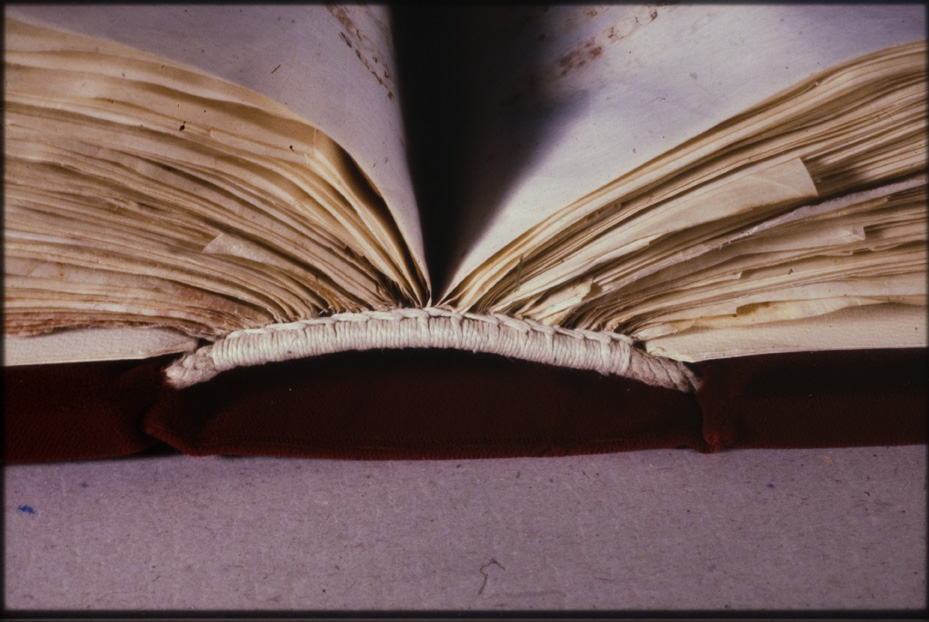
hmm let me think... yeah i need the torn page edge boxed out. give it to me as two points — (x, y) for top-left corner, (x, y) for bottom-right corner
(163, 307), (701, 393)
(736, 175), (927, 241)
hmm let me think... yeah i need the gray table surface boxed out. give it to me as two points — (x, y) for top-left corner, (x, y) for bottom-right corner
(5, 445), (926, 611)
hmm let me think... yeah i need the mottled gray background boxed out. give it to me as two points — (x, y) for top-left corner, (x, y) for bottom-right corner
(5, 445), (925, 611)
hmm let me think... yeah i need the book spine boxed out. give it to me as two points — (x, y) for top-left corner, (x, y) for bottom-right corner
(163, 308), (701, 392)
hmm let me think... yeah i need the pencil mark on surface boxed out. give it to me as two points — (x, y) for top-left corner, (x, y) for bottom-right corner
(478, 558), (506, 595)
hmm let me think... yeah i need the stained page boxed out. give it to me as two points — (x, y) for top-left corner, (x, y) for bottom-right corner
(5, 4), (427, 284)
(443, 4), (926, 293)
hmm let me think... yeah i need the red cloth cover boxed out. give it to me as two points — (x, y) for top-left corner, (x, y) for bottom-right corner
(4, 349), (926, 464)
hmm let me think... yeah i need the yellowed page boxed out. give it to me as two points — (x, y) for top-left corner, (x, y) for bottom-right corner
(644, 304), (927, 362)
(4, 12), (426, 364)
(444, 4), (926, 294)
(5, 4), (427, 283)
(4, 328), (199, 365)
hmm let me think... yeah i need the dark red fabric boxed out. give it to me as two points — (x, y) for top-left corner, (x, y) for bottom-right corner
(142, 349), (705, 459)
(695, 349), (928, 451)
(3, 356), (171, 463)
(4, 348), (926, 464)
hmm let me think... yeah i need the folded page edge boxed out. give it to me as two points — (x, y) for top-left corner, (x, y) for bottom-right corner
(162, 308), (701, 393)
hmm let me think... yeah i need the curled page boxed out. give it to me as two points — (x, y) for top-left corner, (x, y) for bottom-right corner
(5, 4), (428, 285)
(444, 4), (926, 293)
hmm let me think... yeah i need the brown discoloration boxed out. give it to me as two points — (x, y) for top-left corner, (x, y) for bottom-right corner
(556, 38), (606, 76)
(555, 4), (664, 78)
(494, 4), (673, 114)
(328, 5), (361, 41)
(327, 5), (394, 102)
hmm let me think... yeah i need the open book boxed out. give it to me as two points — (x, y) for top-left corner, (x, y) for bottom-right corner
(5, 5), (927, 394)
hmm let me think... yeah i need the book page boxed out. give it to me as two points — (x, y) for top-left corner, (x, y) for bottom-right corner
(4, 4), (427, 283)
(4, 327), (199, 365)
(643, 304), (927, 362)
(444, 4), (926, 294)
(440, 28), (926, 359)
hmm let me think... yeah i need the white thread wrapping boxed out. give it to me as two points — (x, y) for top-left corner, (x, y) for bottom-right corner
(163, 307), (701, 392)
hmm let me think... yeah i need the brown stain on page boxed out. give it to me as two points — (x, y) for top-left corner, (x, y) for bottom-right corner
(497, 4), (672, 111)
(328, 5), (395, 101)
(556, 39), (604, 76)
(556, 4), (665, 78)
